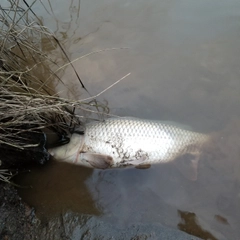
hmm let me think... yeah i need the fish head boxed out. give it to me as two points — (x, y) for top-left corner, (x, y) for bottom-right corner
(48, 133), (84, 162)
(48, 134), (114, 169)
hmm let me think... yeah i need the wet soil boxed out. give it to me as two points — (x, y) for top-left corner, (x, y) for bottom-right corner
(0, 182), (38, 240)
(0, 181), (203, 240)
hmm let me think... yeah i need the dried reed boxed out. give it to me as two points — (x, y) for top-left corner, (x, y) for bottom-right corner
(0, 0), (108, 181)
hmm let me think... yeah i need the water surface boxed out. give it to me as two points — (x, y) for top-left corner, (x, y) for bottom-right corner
(18, 0), (240, 239)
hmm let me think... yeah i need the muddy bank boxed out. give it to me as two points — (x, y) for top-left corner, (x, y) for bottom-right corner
(0, 182), (38, 240)
(0, 182), (203, 240)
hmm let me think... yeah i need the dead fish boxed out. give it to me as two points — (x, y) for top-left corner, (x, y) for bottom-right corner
(48, 117), (209, 180)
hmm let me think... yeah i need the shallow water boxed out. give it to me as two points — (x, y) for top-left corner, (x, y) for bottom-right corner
(17, 0), (240, 239)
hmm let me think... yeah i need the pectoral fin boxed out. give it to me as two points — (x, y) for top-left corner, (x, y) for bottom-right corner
(173, 153), (199, 181)
(80, 153), (113, 169)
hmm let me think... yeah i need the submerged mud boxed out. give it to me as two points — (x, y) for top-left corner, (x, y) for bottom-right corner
(0, 182), (203, 240)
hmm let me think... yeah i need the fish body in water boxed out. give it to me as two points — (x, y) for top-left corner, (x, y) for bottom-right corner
(49, 117), (209, 179)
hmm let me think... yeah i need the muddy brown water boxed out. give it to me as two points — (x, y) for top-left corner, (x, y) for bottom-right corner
(16, 0), (240, 239)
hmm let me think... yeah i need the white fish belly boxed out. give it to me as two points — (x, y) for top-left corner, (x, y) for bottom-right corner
(81, 117), (208, 167)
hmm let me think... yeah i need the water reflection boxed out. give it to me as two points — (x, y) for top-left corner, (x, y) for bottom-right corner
(35, 0), (240, 131)
(17, 160), (100, 220)
(85, 166), (181, 227)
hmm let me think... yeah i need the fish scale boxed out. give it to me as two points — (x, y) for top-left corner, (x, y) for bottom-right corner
(49, 117), (209, 174)
(81, 117), (209, 166)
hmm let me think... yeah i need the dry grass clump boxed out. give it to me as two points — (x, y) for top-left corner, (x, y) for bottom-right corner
(0, 1), (108, 181)
(0, 168), (13, 183)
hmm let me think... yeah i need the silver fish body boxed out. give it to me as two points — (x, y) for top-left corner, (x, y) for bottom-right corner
(49, 117), (209, 173)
